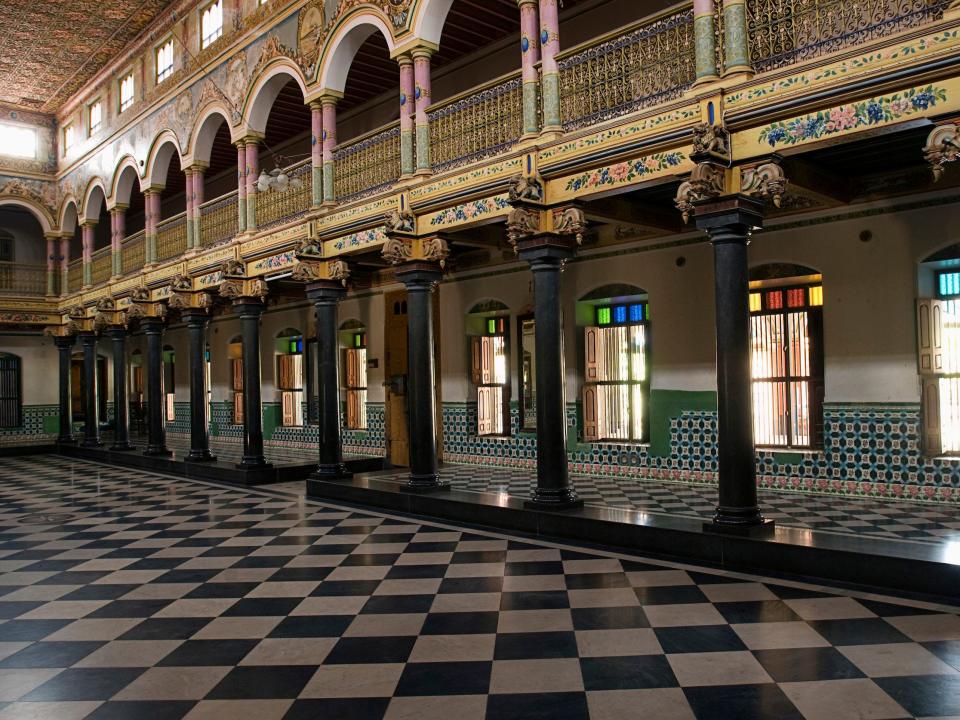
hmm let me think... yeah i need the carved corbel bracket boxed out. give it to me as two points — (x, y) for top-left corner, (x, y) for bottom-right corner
(221, 259), (247, 278)
(675, 162), (726, 223)
(381, 236), (414, 265)
(44, 324), (75, 339)
(291, 258), (351, 286)
(507, 173), (545, 204)
(384, 209), (416, 236)
(294, 234), (325, 261)
(551, 206), (588, 245)
(506, 205), (542, 252)
(65, 304), (94, 333)
(420, 237), (450, 269)
(691, 122), (732, 166)
(93, 296), (127, 330)
(126, 286), (168, 321)
(218, 277), (268, 303)
(924, 123), (960, 181)
(740, 158), (789, 208)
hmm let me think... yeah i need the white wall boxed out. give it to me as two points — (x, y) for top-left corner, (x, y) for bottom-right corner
(2, 333), (59, 406)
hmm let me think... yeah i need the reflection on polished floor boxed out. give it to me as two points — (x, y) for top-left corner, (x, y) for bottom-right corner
(0, 456), (958, 719)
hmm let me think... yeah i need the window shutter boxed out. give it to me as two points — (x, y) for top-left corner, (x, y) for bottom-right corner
(477, 386), (492, 435)
(481, 336), (495, 385)
(347, 389), (361, 429)
(345, 349), (359, 388)
(233, 392), (244, 424)
(282, 391), (295, 426)
(232, 359), (244, 390)
(922, 376), (942, 457)
(582, 385), (599, 441)
(917, 299), (944, 375)
(470, 336), (482, 385)
(584, 326), (600, 382)
(499, 385), (511, 436)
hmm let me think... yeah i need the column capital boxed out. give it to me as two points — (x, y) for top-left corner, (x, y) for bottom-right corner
(46, 326), (76, 345)
(237, 132), (264, 147)
(690, 194), (765, 238)
(319, 92), (342, 108)
(109, 204), (129, 214)
(143, 186), (164, 197)
(390, 38), (438, 60)
(185, 160), (209, 173)
(79, 219), (97, 229)
(44, 230), (63, 241)
(93, 295), (128, 332)
(126, 286), (168, 322)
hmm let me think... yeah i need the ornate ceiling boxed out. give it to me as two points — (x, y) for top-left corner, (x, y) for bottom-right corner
(0, 0), (176, 113)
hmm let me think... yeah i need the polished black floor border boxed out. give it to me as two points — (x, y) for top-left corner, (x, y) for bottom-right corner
(306, 475), (960, 604)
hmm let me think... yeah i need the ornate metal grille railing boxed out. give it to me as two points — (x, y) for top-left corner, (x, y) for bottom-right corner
(558, 5), (696, 131)
(121, 231), (145, 275)
(333, 123), (401, 203)
(90, 247), (111, 286)
(0, 263), (46, 295)
(428, 73), (525, 172)
(156, 213), (187, 261)
(747, 0), (951, 72)
(255, 159), (312, 228)
(199, 190), (239, 246)
(67, 259), (82, 293)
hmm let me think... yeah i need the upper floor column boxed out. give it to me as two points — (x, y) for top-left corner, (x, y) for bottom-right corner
(59, 234), (70, 297)
(519, 0), (541, 138)
(693, 0), (720, 84)
(243, 134), (263, 231)
(80, 221), (95, 289)
(310, 101), (324, 208)
(321, 94), (339, 206)
(235, 139), (248, 234)
(44, 232), (59, 297)
(413, 48), (434, 176)
(185, 162), (207, 249)
(398, 54), (416, 177)
(109, 205), (127, 280)
(722, 0), (753, 79)
(143, 188), (162, 265)
(539, 0), (562, 134)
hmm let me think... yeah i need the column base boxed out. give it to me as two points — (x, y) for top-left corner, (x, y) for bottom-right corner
(704, 517), (775, 537)
(80, 438), (103, 448)
(309, 464), (354, 482)
(237, 457), (272, 469)
(143, 446), (172, 457)
(524, 487), (583, 511)
(539, 127), (564, 142)
(721, 68), (754, 83)
(402, 473), (450, 493)
(186, 449), (217, 462)
(110, 442), (135, 452)
(413, 168), (433, 178)
(57, 436), (76, 445)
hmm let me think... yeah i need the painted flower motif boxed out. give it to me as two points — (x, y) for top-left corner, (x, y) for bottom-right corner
(865, 101), (884, 123)
(828, 105), (857, 131)
(911, 90), (936, 110)
(889, 98), (911, 115)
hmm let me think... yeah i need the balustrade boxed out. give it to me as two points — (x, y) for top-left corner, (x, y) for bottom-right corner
(156, 213), (188, 261)
(121, 231), (145, 275)
(199, 190), (239, 246)
(91, 247), (112, 286)
(67, 259), (83, 293)
(0, 262), (47, 295)
(428, 73), (525, 172)
(333, 123), (401, 203)
(255, 160), (312, 228)
(559, 4), (696, 131)
(747, 0), (951, 72)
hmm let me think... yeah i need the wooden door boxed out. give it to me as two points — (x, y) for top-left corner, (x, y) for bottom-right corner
(384, 290), (409, 467)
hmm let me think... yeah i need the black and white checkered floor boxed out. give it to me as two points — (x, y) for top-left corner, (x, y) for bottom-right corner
(0, 455), (959, 719)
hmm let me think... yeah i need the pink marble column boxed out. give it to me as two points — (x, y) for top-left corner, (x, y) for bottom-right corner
(519, 0), (541, 137)
(184, 168), (195, 249)
(310, 102), (323, 207)
(399, 56), (415, 176)
(539, 0), (562, 130)
(413, 49), (433, 174)
(236, 141), (247, 234)
(59, 236), (70, 296)
(245, 139), (260, 230)
(110, 207), (126, 278)
(45, 234), (56, 296)
(81, 222), (94, 287)
(144, 189), (162, 264)
(191, 167), (205, 247)
(321, 98), (337, 204)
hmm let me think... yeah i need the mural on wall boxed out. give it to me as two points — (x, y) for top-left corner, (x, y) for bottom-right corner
(0, 175), (58, 221)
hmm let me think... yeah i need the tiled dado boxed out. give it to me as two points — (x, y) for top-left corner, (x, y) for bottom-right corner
(441, 402), (960, 504)
(0, 404), (58, 447)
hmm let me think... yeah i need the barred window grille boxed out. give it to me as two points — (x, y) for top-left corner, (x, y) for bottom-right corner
(0, 354), (22, 428)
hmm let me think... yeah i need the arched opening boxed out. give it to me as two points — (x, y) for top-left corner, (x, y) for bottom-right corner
(467, 301), (510, 437)
(0, 353), (23, 428)
(228, 335), (243, 424)
(152, 141), (188, 261)
(749, 264), (824, 449)
(275, 328), (305, 427)
(86, 185), (111, 286)
(339, 320), (368, 430)
(162, 344), (176, 422)
(113, 164), (146, 275)
(60, 202), (83, 294)
(0, 205), (46, 295)
(70, 347), (108, 425)
(195, 115), (237, 246)
(578, 284), (650, 443)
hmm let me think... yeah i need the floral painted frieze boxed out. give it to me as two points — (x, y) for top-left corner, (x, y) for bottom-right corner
(331, 227), (388, 253)
(251, 251), (296, 274)
(427, 196), (511, 228)
(562, 151), (686, 194)
(198, 271), (224, 287)
(758, 85), (947, 148)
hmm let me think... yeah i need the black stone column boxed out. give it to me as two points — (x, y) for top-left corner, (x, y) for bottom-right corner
(235, 300), (270, 468)
(79, 332), (102, 447)
(396, 265), (447, 491)
(694, 195), (772, 533)
(141, 317), (171, 456)
(517, 239), (582, 509)
(183, 310), (216, 462)
(54, 335), (75, 444)
(105, 327), (133, 451)
(307, 283), (351, 481)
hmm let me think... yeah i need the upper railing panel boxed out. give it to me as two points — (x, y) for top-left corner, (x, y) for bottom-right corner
(122, 231), (145, 276)
(0, 263), (46, 296)
(256, 160), (312, 228)
(91, 247), (111, 286)
(200, 190), (239, 247)
(334, 123), (401, 204)
(156, 213), (188, 262)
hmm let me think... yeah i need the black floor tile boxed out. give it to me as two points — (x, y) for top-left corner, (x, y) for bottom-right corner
(753, 647), (866, 682)
(393, 661), (491, 696)
(715, 600), (803, 624)
(633, 585), (709, 605)
(157, 639), (258, 666)
(580, 655), (679, 690)
(223, 598), (301, 617)
(58, 584), (139, 601)
(185, 582), (259, 599)
(0, 641), (104, 668)
(0, 601), (42, 619)
(283, 698), (390, 720)
(324, 636), (416, 664)
(118, 617), (212, 641)
(655, 626), (747, 654)
(438, 577), (503, 594)
(486, 692), (589, 720)
(504, 561), (564, 576)
(684, 683), (803, 720)
(21, 667), (145, 701)
(0, 619), (71, 641)
(269, 615), (353, 638)
(84, 700), (196, 720)
(310, 580), (383, 596)
(494, 632), (579, 660)
(807, 618), (912, 646)
(875, 674), (960, 717)
(924, 640), (960, 671)
(500, 591), (569, 611)
(87, 599), (173, 618)
(571, 606), (650, 630)
(206, 665), (316, 699)
(361, 594), (435, 614)
(268, 567), (333, 582)
(385, 564), (448, 579)
(564, 572), (630, 590)
(421, 611), (500, 635)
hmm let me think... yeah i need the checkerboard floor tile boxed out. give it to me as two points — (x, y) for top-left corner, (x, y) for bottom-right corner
(0, 455), (958, 719)
(370, 464), (960, 546)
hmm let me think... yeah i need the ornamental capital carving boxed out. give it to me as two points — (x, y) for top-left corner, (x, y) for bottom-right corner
(168, 290), (213, 311)
(691, 122), (732, 166)
(221, 259), (247, 278)
(130, 286), (152, 302)
(295, 235), (324, 260)
(508, 173), (544, 203)
(552, 207), (587, 245)
(328, 259), (350, 285)
(218, 277), (268, 302)
(168, 273), (194, 293)
(740, 160), (789, 208)
(675, 162), (726, 223)
(384, 209), (416, 236)
(381, 236), (413, 265)
(506, 206), (541, 250)
(421, 237), (450, 269)
(924, 123), (960, 181)
(95, 296), (116, 312)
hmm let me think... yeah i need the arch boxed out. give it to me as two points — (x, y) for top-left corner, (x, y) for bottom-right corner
(0, 197), (54, 233)
(110, 156), (143, 205)
(748, 262), (821, 282)
(81, 179), (108, 223)
(190, 104), (234, 162)
(58, 197), (79, 234)
(244, 63), (309, 135)
(339, 319), (366, 332)
(144, 131), (184, 188)
(410, 0), (457, 47)
(315, 10), (397, 94)
(468, 299), (510, 315)
(579, 284), (647, 303)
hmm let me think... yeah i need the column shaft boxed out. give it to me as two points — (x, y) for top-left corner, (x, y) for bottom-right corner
(322, 99), (337, 205)
(245, 141), (259, 231)
(311, 103), (324, 207)
(539, 0), (562, 131)
(184, 311), (215, 461)
(308, 285), (351, 480)
(55, 336), (75, 443)
(80, 333), (102, 447)
(235, 301), (270, 467)
(519, 0), (541, 136)
(193, 168), (205, 248)
(722, 0), (752, 75)
(693, 0), (720, 82)
(107, 328), (133, 450)
(45, 235), (57, 296)
(81, 223), (94, 288)
(399, 58), (416, 176)
(59, 237), (70, 297)
(184, 168), (195, 249)
(111, 208), (126, 277)
(237, 142), (247, 234)
(142, 318), (170, 455)
(413, 51), (432, 174)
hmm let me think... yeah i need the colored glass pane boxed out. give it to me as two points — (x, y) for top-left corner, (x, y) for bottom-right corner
(597, 306), (611, 325)
(786, 288), (806, 308)
(613, 306), (627, 324)
(940, 272), (960, 298)
(749, 293), (762, 312)
(629, 304), (644, 322)
(809, 286), (823, 306)
(766, 290), (783, 309)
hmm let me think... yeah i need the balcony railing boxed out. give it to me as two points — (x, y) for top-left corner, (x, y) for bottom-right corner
(68, 259), (83, 293)
(334, 122), (401, 203)
(558, 4), (697, 131)
(199, 190), (239, 246)
(156, 213), (188, 261)
(428, 73), (526, 173)
(255, 159), (312, 228)
(747, 0), (951, 73)
(122, 230), (145, 275)
(91, 247), (112, 286)
(0, 262), (46, 295)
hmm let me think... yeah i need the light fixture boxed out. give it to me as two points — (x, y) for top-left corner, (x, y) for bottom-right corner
(255, 158), (305, 194)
